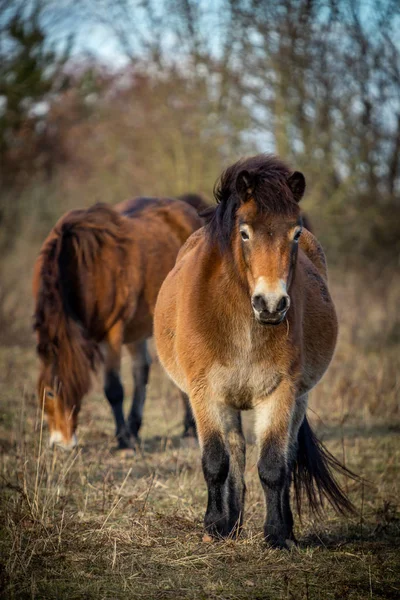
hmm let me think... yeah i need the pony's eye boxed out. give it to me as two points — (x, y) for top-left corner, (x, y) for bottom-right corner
(240, 230), (250, 241)
(293, 229), (302, 242)
(45, 389), (55, 399)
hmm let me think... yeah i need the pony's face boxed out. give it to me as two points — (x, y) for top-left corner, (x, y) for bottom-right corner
(38, 367), (79, 450)
(236, 199), (302, 326)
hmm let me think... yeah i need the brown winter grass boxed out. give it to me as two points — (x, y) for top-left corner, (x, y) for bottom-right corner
(0, 268), (399, 599)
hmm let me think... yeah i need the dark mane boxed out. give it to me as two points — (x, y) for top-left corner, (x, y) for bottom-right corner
(121, 195), (210, 220)
(178, 193), (209, 214)
(207, 154), (300, 251)
(120, 197), (169, 218)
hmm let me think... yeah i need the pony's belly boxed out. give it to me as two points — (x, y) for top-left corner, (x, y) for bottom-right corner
(298, 359), (330, 396)
(208, 361), (282, 410)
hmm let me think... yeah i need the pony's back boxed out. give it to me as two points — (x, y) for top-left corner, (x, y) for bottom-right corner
(115, 195), (204, 243)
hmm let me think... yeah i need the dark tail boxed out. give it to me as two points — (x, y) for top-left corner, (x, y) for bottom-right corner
(293, 416), (358, 516)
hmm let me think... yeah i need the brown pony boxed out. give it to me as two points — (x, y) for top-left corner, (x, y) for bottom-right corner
(154, 155), (356, 548)
(33, 196), (204, 450)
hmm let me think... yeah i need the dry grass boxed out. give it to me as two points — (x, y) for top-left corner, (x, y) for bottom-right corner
(0, 268), (399, 599)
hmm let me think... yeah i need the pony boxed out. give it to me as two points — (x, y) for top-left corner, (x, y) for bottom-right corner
(154, 155), (356, 548)
(33, 196), (204, 450)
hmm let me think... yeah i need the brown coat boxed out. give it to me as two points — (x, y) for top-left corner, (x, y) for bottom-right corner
(33, 197), (203, 448)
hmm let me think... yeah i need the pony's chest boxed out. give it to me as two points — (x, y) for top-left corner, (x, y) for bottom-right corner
(207, 356), (282, 410)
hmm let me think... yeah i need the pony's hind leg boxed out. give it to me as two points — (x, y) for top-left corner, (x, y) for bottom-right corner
(181, 392), (196, 438)
(224, 408), (246, 535)
(103, 323), (130, 449)
(283, 393), (309, 542)
(254, 379), (297, 549)
(126, 341), (151, 440)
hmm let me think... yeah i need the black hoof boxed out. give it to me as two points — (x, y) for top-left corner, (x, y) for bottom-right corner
(264, 533), (293, 550)
(204, 516), (229, 539)
(116, 430), (132, 450)
(288, 531), (298, 544)
(264, 522), (295, 549)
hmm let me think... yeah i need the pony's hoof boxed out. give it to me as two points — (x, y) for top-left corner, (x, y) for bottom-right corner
(204, 518), (229, 540)
(267, 539), (289, 550)
(116, 434), (133, 450)
(265, 533), (292, 550)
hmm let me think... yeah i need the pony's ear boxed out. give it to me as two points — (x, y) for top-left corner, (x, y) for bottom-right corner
(287, 171), (306, 203)
(236, 169), (256, 202)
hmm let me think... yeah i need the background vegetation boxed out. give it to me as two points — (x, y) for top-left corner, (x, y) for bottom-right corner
(0, 1), (399, 598)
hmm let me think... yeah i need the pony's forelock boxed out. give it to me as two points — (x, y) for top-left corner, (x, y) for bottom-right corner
(207, 154), (300, 251)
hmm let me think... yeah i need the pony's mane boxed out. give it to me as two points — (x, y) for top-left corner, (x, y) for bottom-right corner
(34, 203), (131, 408)
(120, 197), (168, 218)
(178, 193), (210, 214)
(207, 154), (300, 251)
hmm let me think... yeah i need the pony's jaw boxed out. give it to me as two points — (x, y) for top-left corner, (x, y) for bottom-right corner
(49, 430), (78, 450)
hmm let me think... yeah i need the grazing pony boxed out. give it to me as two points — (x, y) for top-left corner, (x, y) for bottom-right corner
(154, 155), (356, 548)
(33, 196), (203, 449)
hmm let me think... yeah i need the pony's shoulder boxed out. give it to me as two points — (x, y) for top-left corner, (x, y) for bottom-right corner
(299, 229), (328, 281)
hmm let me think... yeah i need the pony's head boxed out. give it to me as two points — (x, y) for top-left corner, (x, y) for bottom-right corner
(37, 364), (79, 450)
(35, 314), (97, 449)
(209, 154), (305, 325)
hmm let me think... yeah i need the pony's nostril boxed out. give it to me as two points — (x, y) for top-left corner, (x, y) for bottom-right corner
(252, 294), (266, 311)
(276, 296), (289, 312)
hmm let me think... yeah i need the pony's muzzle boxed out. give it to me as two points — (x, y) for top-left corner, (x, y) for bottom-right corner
(49, 430), (78, 451)
(252, 293), (290, 325)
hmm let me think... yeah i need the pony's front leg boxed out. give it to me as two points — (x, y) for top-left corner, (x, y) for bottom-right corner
(191, 394), (230, 538)
(255, 379), (296, 549)
(192, 396), (246, 539)
(103, 323), (130, 449)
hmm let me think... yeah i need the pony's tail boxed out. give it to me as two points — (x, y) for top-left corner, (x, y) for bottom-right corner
(293, 416), (358, 516)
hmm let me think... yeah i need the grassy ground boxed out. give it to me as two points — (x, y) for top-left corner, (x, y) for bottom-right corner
(0, 269), (399, 599)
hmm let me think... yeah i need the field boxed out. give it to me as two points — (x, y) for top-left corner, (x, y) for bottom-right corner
(0, 268), (399, 599)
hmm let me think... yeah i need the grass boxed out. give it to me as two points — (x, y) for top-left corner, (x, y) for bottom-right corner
(0, 268), (399, 599)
